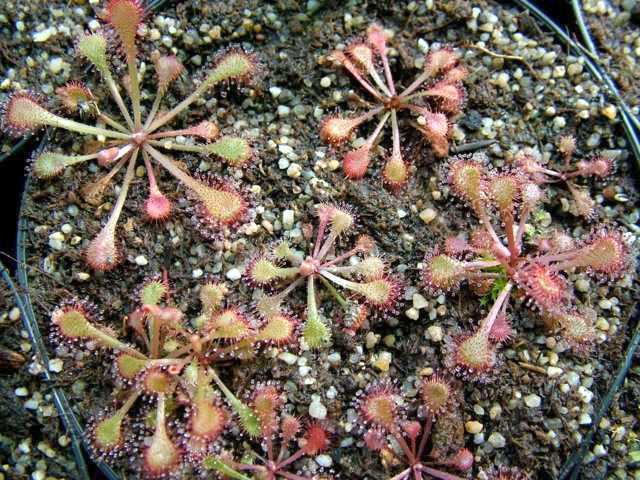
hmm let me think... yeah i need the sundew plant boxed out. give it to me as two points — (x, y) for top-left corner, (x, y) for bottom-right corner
(1, 0), (258, 271)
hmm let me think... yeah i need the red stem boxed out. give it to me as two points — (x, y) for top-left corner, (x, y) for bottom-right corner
(319, 246), (361, 269)
(416, 413), (433, 459)
(313, 216), (329, 258)
(392, 430), (417, 465)
(480, 281), (513, 334)
(275, 448), (305, 470)
(143, 151), (161, 195)
(515, 204), (531, 251)
(341, 57), (385, 100)
(420, 466), (466, 480)
(476, 207), (511, 259)
(502, 210), (519, 258)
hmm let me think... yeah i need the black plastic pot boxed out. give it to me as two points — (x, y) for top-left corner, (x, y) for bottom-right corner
(0, 260), (91, 479)
(12, 1), (640, 479)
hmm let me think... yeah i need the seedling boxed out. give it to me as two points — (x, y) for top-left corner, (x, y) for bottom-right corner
(517, 135), (614, 219)
(321, 24), (467, 189)
(357, 378), (472, 479)
(245, 204), (402, 348)
(203, 383), (330, 480)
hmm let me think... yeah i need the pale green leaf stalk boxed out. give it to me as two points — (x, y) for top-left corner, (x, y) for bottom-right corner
(53, 307), (144, 358)
(140, 279), (168, 306)
(77, 32), (134, 128)
(210, 369), (260, 437)
(205, 137), (252, 166)
(302, 276), (331, 348)
(93, 391), (140, 451)
(148, 52), (256, 132)
(202, 457), (253, 480)
(33, 152), (100, 179)
(149, 136), (252, 167)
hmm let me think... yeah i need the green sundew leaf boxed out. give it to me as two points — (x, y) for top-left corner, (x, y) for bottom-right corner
(212, 372), (261, 437)
(32, 152), (72, 179)
(94, 414), (125, 451)
(116, 354), (148, 379)
(235, 402), (261, 437)
(302, 313), (331, 349)
(273, 241), (292, 259)
(203, 51), (255, 88)
(77, 33), (109, 75)
(207, 137), (252, 167)
(248, 258), (280, 285)
(140, 280), (168, 306)
(480, 275), (508, 307)
(201, 457), (253, 480)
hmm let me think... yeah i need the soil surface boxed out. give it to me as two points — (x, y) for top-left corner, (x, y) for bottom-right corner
(0, 273), (78, 480)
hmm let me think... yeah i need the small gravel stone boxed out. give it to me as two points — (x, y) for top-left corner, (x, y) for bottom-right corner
(48, 232), (65, 251)
(575, 278), (590, 292)
(192, 268), (204, 278)
(488, 432), (506, 448)
(327, 352), (341, 365)
(9, 307), (20, 321)
(547, 366), (563, 378)
(601, 104), (617, 120)
(320, 76), (332, 88)
(32, 470), (46, 480)
(49, 57), (64, 74)
(277, 105), (290, 117)
(278, 352), (298, 365)
(282, 209), (295, 230)
(405, 307), (419, 320)
(373, 351), (392, 372)
(48, 358), (64, 373)
(598, 299), (612, 310)
(226, 268), (242, 281)
(553, 116), (566, 129)
(309, 399), (327, 420)
(419, 208), (437, 223)
(489, 404), (502, 420)
(563, 374), (579, 389)
(15, 387), (28, 397)
(269, 86), (282, 98)
(315, 454), (333, 467)
(287, 163), (301, 178)
(278, 157), (290, 169)
(593, 444), (607, 457)
(412, 293), (429, 309)
(134, 255), (148, 266)
(33, 27), (56, 42)
(427, 325), (443, 342)
(578, 386), (593, 403)
(524, 394), (541, 408)
(76, 272), (90, 281)
(579, 413), (592, 425)
(465, 421), (483, 434)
